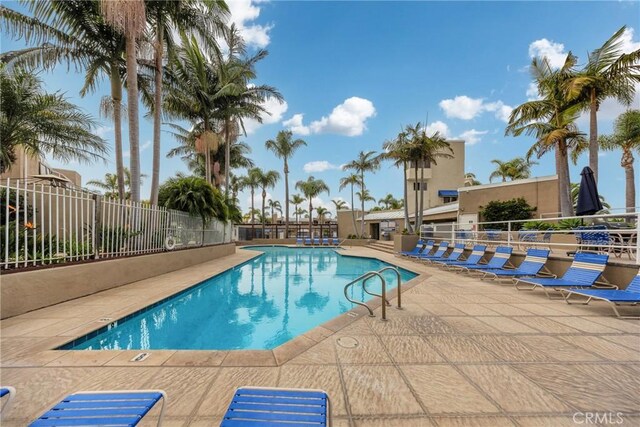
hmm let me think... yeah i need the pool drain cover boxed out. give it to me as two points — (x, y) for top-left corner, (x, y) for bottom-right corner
(98, 318), (113, 322)
(130, 352), (150, 362)
(336, 337), (359, 349)
(346, 312), (358, 318)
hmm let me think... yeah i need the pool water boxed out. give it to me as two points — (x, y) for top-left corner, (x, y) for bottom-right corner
(60, 246), (417, 350)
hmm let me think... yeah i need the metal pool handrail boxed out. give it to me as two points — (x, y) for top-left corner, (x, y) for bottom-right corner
(343, 266), (403, 320)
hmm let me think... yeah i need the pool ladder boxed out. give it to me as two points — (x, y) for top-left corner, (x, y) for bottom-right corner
(343, 266), (402, 321)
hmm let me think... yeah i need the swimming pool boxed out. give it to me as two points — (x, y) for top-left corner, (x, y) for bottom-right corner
(60, 246), (417, 351)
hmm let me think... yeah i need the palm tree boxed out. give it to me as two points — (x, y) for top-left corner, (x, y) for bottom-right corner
(489, 157), (537, 182)
(464, 172), (482, 186)
(87, 168), (147, 199)
(1, 1), (129, 198)
(599, 110), (640, 212)
(332, 199), (348, 211)
(255, 168), (280, 236)
(100, 0), (147, 202)
(356, 189), (376, 209)
(381, 130), (413, 232)
(342, 151), (381, 237)
(294, 207), (308, 223)
(241, 168), (262, 229)
(267, 199), (282, 224)
(377, 194), (400, 210)
(265, 130), (307, 238)
(160, 176), (228, 243)
(507, 54), (583, 217)
(339, 174), (362, 237)
(145, 0), (228, 204)
(405, 123), (454, 229)
(295, 176), (330, 237)
(315, 207), (330, 224)
(0, 66), (107, 174)
(566, 26), (640, 182)
(290, 194), (306, 223)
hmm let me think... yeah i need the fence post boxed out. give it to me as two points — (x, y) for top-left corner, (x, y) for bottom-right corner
(507, 221), (512, 249)
(93, 194), (102, 259)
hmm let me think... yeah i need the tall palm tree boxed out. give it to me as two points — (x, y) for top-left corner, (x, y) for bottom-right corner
(342, 151), (381, 237)
(0, 66), (107, 174)
(377, 194), (399, 210)
(100, 0), (146, 202)
(489, 157), (537, 182)
(599, 110), (640, 212)
(332, 199), (348, 211)
(265, 130), (307, 238)
(290, 194), (306, 223)
(216, 25), (283, 198)
(315, 207), (330, 224)
(405, 124), (453, 229)
(255, 168), (280, 236)
(381, 130), (413, 232)
(267, 199), (282, 223)
(295, 176), (330, 237)
(566, 26), (640, 182)
(241, 168), (262, 228)
(507, 54), (582, 217)
(356, 189), (376, 209)
(1, 1), (129, 198)
(145, 0), (228, 204)
(339, 174), (362, 237)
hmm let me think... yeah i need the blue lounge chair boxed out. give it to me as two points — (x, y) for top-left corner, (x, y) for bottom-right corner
(481, 248), (552, 281)
(460, 246), (513, 274)
(322, 237), (330, 245)
(1, 386), (15, 414)
(412, 241), (449, 260)
(565, 272), (640, 318)
(515, 252), (611, 298)
(423, 243), (465, 264)
(399, 239), (428, 257)
(439, 245), (487, 270)
(221, 387), (330, 427)
(296, 238), (303, 246)
(304, 238), (312, 246)
(332, 238), (340, 246)
(313, 238), (320, 245)
(30, 390), (166, 426)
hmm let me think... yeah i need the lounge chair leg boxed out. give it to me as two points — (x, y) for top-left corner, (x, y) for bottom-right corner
(565, 293), (592, 305)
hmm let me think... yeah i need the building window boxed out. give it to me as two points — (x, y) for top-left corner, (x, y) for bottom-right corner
(413, 182), (427, 191)
(442, 196), (458, 203)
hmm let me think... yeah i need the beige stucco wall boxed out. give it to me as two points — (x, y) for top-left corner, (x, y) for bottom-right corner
(1, 243), (236, 319)
(336, 210), (363, 238)
(0, 148), (81, 186)
(406, 139), (465, 214)
(458, 176), (560, 221)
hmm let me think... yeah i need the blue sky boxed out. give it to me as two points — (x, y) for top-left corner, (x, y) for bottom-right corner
(3, 0), (640, 214)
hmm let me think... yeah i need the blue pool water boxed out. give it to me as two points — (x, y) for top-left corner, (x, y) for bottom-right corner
(60, 246), (417, 351)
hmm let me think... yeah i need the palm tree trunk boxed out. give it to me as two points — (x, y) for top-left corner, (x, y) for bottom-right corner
(125, 35), (140, 202)
(622, 149), (635, 213)
(284, 159), (289, 239)
(309, 200), (313, 237)
(417, 161), (425, 229)
(224, 118), (231, 197)
(250, 187), (255, 235)
(262, 190), (266, 237)
(589, 88), (599, 183)
(414, 162), (419, 231)
(403, 161), (411, 233)
(555, 141), (574, 217)
(360, 171), (365, 238)
(110, 65), (125, 201)
(150, 26), (163, 205)
(350, 184), (357, 237)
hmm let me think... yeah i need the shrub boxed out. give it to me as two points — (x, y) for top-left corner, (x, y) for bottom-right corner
(479, 198), (536, 230)
(557, 218), (583, 230)
(522, 221), (557, 230)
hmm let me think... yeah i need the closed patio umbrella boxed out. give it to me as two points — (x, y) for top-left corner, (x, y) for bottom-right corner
(576, 166), (603, 216)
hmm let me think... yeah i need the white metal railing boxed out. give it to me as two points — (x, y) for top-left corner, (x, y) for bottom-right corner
(1, 179), (232, 270)
(420, 211), (640, 264)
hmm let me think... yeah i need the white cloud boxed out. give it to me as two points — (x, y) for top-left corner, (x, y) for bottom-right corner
(458, 129), (488, 145)
(425, 121), (450, 137)
(484, 101), (513, 122)
(95, 126), (113, 138)
(282, 114), (310, 135)
(246, 191), (272, 211)
(243, 97), (288, 135)
(526, 82), (541, 101)
(438, 96), (513, 122)
(284, 97), (376, 137)
(619, 27), (640, 53)
(227, 0), (273, 48)
(528, 38), (567, 68)
(439, 96), (484, 120)
(303, 161), (340, 173)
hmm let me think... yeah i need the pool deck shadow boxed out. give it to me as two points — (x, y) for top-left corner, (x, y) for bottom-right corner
(1, 246), (639, 426)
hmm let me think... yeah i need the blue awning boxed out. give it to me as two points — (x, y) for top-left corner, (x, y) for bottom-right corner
(438, 190), (458, 198)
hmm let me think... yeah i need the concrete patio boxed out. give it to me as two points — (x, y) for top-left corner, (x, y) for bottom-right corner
(1, 247), (639, 426)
